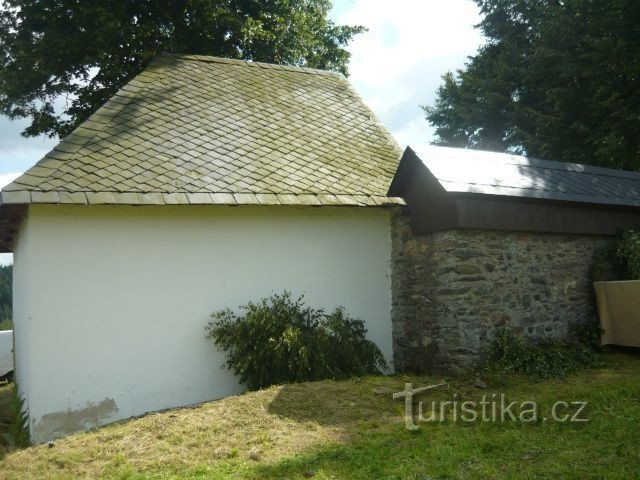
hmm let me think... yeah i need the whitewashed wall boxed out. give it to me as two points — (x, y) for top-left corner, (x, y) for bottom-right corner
(13, 204), (393, 442)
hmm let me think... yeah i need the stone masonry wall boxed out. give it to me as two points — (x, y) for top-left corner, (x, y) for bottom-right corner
(391, 209), (607, 373)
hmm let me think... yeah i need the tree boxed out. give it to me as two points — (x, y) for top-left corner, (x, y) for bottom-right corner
(424, 0), (640, 170)
(0, 265), (12, 327)
(0, 0), (364, 139)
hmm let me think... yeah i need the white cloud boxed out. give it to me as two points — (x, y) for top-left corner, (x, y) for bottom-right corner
(0, 172), (21, 188)
(334, 0), (484, 148)
(0, 116), (57, 174)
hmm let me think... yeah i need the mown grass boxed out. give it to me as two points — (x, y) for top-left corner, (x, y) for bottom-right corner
(0, 351), (639, 479)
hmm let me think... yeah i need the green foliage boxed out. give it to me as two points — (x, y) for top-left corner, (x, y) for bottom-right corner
(592, 229), (640, 281)
(611, 229), (640, 280)
(206, 291), (387, 390)
(487, 329), (603, 379)
(0, 265), (12, 325)
(0, 0), (364, 138)
(591, 243), (620, 282)
(570, 321), (604, 352)
(425, 0), (640, 170)
(1, 384), (30, 448)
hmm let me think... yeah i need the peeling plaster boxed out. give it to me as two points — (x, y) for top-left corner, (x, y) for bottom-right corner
(33, 398), (118, 442)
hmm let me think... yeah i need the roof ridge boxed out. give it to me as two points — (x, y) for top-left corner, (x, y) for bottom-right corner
(159, 52), (343, 78)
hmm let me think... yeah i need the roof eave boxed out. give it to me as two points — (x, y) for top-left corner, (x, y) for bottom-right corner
(0, 190), (405, 208)
(443, 185), (640, 209)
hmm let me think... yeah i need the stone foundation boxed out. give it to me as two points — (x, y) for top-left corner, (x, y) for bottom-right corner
(391, 209), (606, 373)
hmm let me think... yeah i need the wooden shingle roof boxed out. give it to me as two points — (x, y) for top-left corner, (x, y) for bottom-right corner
(1, 53), (403, 207)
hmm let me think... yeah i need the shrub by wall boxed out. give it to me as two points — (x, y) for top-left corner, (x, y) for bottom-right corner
(487, 329), (603, 379)
(593, 229), (640, 281)
(206, 292), (387, 390)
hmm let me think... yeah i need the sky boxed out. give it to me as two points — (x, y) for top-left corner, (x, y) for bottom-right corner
(0, 0), (484, 264)
(331, 0), (483, 150)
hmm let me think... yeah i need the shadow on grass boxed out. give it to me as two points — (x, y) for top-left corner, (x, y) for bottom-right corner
(255, 353), (640, 479)
(263, 374), (450, 429)
(603, 345), (640, 358)
(242, 419), (617, 480)
(264, 370), (479, 431)
(252, 399), (639, 480)
(247, 429), (437, 480)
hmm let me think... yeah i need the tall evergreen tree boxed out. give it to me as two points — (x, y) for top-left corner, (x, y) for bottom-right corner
(0, 0), (363, 139)
(425, 0), (640, 170)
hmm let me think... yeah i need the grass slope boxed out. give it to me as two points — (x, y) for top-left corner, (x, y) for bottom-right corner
(1, 352), (639, 479)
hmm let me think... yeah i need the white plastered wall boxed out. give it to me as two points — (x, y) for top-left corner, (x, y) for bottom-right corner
(13, 204), (393, 442)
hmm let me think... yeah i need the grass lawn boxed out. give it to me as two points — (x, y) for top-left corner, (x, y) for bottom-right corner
(0, 351), (639, 479)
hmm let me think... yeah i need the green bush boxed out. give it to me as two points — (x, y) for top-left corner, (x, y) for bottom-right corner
(612, 229), (640, 279)
(205, 292), (387, 390)
(591, 244), (619, 282)
(570, 320), (603, 351)
(487, 330), (603, 379)
(1, 383), (30, 448)
(593, 229), (640, 281)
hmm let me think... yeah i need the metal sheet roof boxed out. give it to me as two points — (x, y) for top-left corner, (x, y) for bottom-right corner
(413, 146), (640, 207)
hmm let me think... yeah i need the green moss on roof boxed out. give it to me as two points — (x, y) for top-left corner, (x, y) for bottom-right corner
(2, 54), (403, 207)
